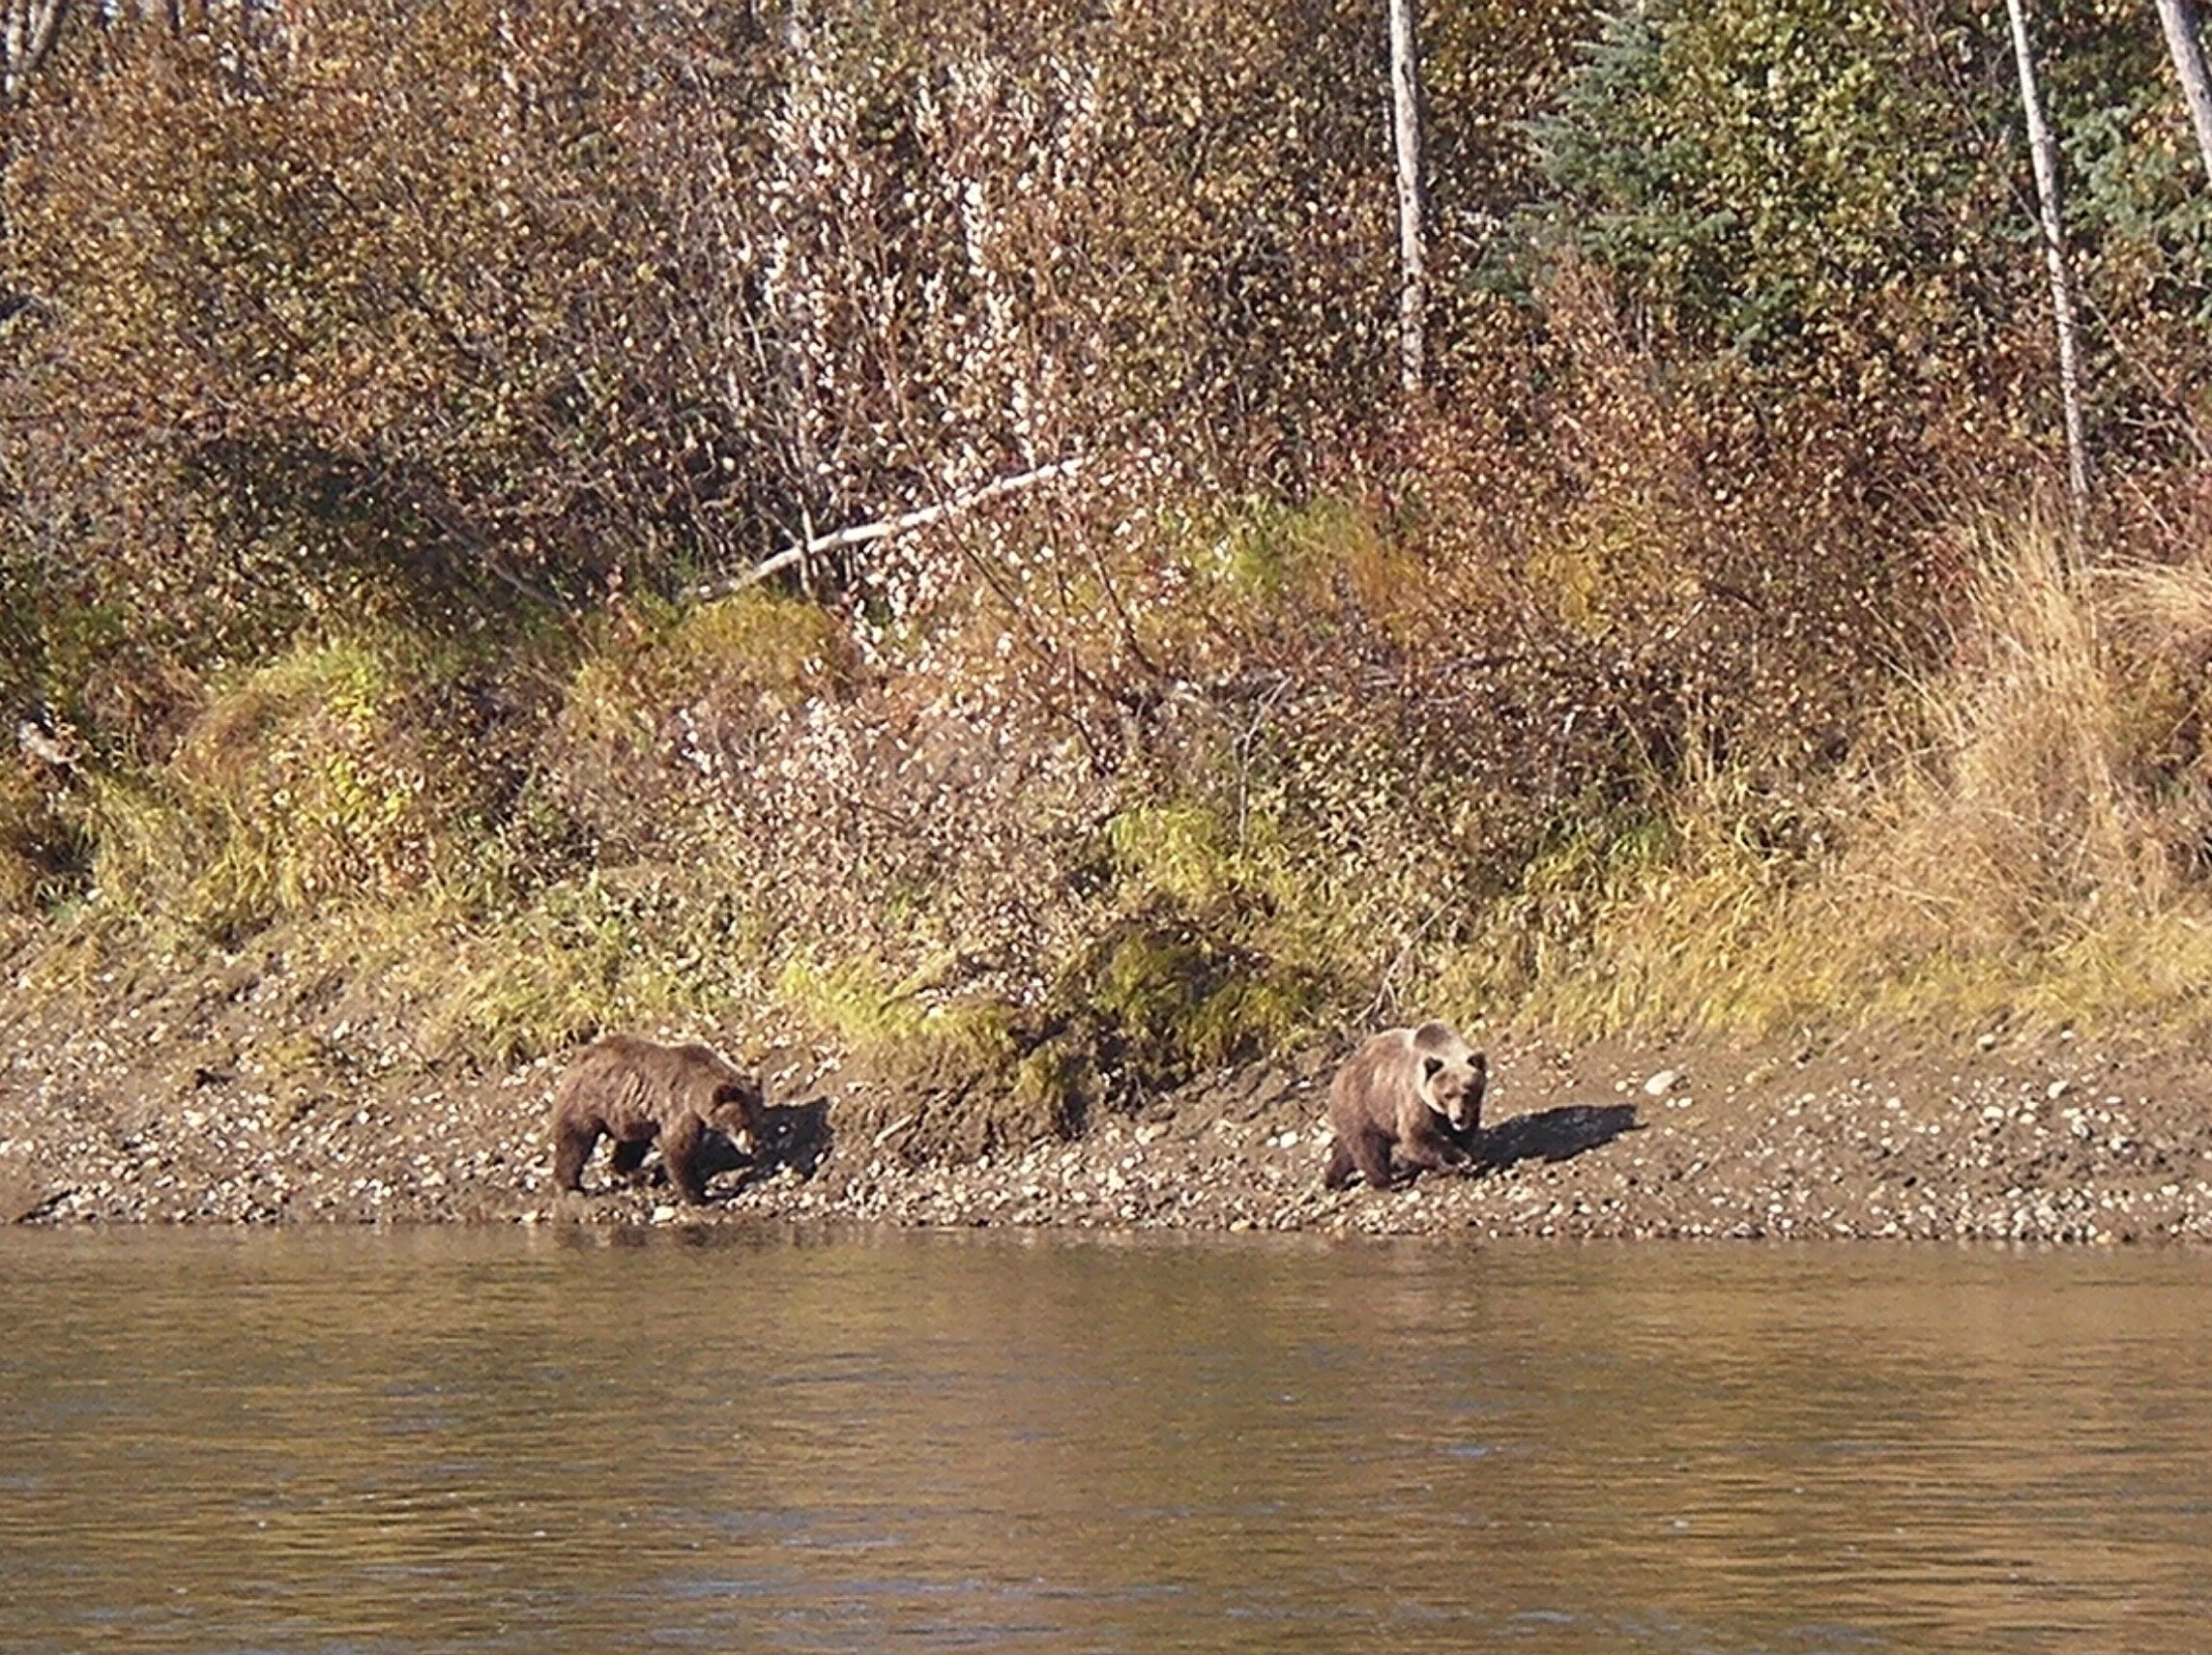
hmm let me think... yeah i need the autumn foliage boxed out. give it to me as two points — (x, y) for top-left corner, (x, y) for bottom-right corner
(5, 0), (2212, 1091)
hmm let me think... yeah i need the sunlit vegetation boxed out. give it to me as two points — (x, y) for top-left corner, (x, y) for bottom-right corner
(6, 0), (2212, 1139)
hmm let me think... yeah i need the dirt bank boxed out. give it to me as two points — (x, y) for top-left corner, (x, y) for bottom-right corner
(4, 944), (2209, 1241)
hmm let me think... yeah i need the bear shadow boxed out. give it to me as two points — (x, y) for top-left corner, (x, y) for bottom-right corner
(676, 1099), (834, 1197)
(748, 1098), (835, 1183)
(1465, 1103), (1643, 1173)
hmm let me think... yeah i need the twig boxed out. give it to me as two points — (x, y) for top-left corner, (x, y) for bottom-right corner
(1365, 899), (1452, 1025)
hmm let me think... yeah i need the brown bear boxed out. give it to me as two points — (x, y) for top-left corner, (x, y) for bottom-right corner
(1323, 1020), (1487, 1191)
(548, 1034), (766, 1205)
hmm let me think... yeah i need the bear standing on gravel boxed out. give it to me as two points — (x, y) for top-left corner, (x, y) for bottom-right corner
(1323, 1021), (1487, 1191)
(548, 1035), (766, 1205)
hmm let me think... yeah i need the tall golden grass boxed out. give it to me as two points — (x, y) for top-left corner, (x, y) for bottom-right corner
(1512, 516), (2212, 1037)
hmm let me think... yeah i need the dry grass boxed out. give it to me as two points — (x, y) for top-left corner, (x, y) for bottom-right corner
(1507, 514), (2212, 1039)
(0, 770), (57, 915)
(81, 636), (505, 944)
(21, 494), (2212, 1097)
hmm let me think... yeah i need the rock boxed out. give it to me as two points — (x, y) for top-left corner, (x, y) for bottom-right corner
(1644, 1069), (1680, 1097)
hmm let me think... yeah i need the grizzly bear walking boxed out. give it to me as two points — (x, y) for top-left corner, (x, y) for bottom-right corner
(548, 1035), (766, 1205)
(1323, 1021), (1487, 1190)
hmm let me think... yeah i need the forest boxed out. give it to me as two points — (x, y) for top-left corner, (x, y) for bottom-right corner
(4, 0), (2211, 1146)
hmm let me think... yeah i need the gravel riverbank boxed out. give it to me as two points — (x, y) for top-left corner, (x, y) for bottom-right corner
(4, 952), (2209, 1241)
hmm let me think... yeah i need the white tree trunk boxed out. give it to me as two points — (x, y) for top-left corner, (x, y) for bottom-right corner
(1388, 0), (1425, 395)
(2155, 0), (2212, 187)
(2004, 0), (2090, 507)
(2, 0), (69, 105)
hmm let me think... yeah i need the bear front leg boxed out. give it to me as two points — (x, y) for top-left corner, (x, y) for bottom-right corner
(1400, 1120), (1470, 1178)
(660, 1112), (713, 1205)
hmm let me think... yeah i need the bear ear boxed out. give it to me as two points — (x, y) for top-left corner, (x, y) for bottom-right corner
(1423, 1055), (1445, 1081)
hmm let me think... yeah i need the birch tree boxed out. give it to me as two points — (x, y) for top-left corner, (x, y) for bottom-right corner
(2003, 0), (2089, 507)
(3, 0), (68, 105)
(1388, 0), (1425, 394)
(2153, 0), (2212, 187)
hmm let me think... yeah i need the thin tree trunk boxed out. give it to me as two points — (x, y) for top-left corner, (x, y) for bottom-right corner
(2, 0), (69, 105)
(2004, 0), (2089, 508)
(2154, 0), (2212, 186)
(1388, 0), (1425, 394)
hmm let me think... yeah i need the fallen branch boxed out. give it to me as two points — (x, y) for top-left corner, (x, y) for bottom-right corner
(692, 456), (1086, 601)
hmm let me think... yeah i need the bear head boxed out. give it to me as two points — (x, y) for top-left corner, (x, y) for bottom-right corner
(1412, 1021), (1486, 1132)
(707, 1073), (767, 1155)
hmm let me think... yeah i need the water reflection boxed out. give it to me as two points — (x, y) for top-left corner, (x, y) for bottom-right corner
(3, 1228), (2209, 1653)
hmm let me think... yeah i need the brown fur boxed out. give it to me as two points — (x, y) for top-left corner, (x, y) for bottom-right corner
(1323, 1021), (1487, 1191)
(548, 1034), (766, 1205)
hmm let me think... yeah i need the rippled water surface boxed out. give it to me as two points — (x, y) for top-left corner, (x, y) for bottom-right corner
(3, 1227), (2210, 1653)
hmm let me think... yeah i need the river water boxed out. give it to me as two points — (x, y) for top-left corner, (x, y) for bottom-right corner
(2, 1228), (2208, 1653)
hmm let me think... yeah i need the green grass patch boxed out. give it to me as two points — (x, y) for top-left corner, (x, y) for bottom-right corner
(81, 631), (516, 945)
(561, 589), (851, 754)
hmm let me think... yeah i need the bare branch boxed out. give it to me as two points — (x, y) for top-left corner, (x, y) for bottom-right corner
(689, 457), (1088, 601)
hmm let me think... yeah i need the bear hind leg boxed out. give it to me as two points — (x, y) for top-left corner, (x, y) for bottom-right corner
(552, 1117), (602, 1192)
(1351, 1128), (1397, 1191)
(610, 1137), (653, 1180)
